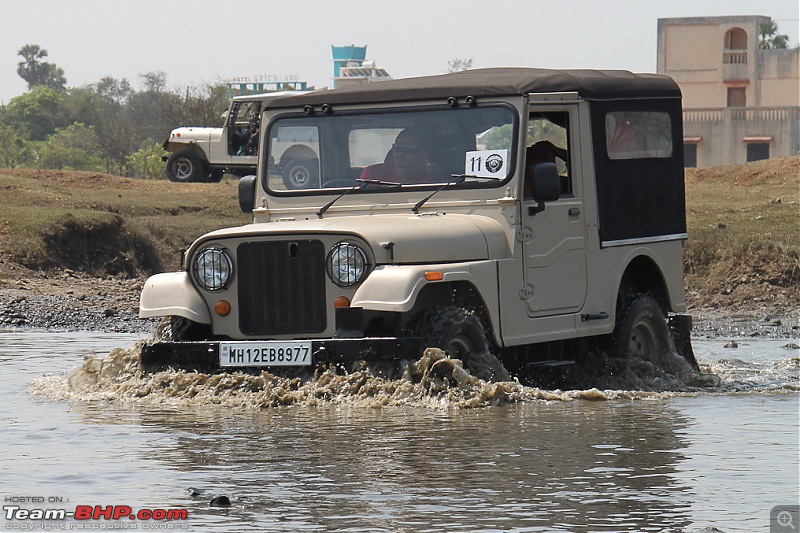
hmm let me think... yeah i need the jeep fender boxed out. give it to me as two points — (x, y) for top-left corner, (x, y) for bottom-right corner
(612, 243), (686, 314)
(351, 261), (501, 345)
(163, 141), (207, 161)
(139, 272), (211, 323)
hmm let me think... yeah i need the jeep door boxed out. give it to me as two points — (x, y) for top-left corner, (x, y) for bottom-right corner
(520, 106), (587, 317)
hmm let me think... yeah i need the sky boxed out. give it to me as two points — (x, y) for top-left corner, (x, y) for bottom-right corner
(1, 0), (798, 104)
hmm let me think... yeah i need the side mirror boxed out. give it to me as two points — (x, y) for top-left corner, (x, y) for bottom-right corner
(531, 162), (560, 203)
(238, 175), (257, 214)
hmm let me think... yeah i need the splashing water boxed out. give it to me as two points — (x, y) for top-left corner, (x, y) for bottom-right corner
(29, 334), (796, 410)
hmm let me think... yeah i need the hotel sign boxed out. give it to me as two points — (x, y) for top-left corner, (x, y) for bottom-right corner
(229, 74), (302, 84)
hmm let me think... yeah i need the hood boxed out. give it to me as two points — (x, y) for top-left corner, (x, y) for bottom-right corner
(167, 127), (219, 143)
(199, 213), (513, 264)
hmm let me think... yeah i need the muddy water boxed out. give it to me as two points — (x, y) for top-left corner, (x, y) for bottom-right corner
(2, 331), (798, 532)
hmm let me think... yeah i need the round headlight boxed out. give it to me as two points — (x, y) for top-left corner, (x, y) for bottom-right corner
(327, 242), (368, 287)
(192, 247), (233, 291)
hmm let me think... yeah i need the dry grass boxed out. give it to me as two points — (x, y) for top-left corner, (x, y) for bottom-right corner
(0, 169), (249, 274)
(684, 157), (799, 307)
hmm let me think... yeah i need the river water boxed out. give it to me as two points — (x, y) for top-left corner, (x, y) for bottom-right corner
(1, 329), (798, 532)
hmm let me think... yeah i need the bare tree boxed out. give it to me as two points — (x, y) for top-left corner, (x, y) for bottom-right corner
(447, 58), (473, 73)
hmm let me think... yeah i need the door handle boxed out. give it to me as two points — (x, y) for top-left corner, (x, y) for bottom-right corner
(568, 207), (581, 216)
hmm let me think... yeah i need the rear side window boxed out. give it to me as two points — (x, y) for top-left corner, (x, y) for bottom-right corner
(605, 112), (672, 159)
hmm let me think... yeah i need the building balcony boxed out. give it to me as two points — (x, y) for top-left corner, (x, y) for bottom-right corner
(683, 106), (799, 122)
(723, 51), (747, 64)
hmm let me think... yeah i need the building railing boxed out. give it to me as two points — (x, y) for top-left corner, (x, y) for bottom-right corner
(723, 51), (747, 64)
(683, 106), (799, 122)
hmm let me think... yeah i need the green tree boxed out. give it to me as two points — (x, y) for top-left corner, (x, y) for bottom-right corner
(16, 44), (67, 92)
(126, 139), (166, 179)
(485, 124), (512, 149)
(759, 21), (790, 49)
(82, 77), (136, 174)
(40, 123), (103, 171)
(1, 86), (69, 141)
(0, 124), (35, 168)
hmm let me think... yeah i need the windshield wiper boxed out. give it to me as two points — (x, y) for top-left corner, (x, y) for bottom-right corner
(317, 178), (402, 218)
(412, 174), (503, 214)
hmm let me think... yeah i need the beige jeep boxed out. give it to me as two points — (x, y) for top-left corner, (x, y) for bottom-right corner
(140, 68), (698, 381)
(162, 91), (317, 187)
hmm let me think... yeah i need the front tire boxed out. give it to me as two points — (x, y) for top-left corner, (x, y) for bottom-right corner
(414, 307), (509, 381)
(164, 316), (212, 341)
(166, 151), (206, 182)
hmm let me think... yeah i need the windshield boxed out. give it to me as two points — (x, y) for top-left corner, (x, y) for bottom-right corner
(265, 105), (518, 192)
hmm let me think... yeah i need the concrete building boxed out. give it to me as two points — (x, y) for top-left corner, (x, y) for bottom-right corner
(332, 45), (391, 88)
(657, 16), (800, 167)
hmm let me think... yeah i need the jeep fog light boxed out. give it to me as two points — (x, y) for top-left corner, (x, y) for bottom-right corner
(193, 247), (233, 291)
(327, 243), (368, 287)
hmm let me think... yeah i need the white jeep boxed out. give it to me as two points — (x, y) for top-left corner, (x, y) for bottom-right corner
(162, 91), (318, 188)
(141, 68), (699, 383)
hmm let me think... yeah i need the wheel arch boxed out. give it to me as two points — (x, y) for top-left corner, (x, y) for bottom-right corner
(165, 143), (209, 163)
(616, 254), (670, 313)
(278, 144), (318, 164)
(139, 272), (211, 324)
(351, 263), (501, 346)
(408, 280), (500, 348)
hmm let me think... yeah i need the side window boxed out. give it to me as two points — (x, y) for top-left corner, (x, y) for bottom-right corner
(525, 111), (571, 198)
(349, 128), (402, 168)
(605, 112), (672, 159)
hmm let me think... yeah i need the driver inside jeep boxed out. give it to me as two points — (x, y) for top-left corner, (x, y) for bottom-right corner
(360, 129), (445, 184)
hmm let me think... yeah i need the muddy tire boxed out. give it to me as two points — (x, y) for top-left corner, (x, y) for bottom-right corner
(611, 294), (671, 364)
(414, 307), (509, 381)
(281, 158), (319, 189)
(169, 316), (212, 341)
(166, 151), (206, 183)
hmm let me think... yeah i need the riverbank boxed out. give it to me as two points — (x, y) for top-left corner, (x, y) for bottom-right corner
(1, 254), (797, 341)
(0, 158), (797, 339)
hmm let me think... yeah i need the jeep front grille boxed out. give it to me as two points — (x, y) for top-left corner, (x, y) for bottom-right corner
(237, 240), (327, 336)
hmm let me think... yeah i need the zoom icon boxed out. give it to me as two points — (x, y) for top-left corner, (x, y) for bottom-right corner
(772, 505), (799, 532)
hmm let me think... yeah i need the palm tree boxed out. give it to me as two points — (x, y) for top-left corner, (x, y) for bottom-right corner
(758, 21), (790, 50)
(16, 44), (66, 92)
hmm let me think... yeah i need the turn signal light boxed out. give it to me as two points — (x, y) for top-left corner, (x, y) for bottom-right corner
(214, 300), (231, 316)
(424, 271), (443, 281)
(333, 296), (351, 308)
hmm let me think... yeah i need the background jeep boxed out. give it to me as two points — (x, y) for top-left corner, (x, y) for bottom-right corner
(163, 91), (318, 187)
(141, 68), (698, 384)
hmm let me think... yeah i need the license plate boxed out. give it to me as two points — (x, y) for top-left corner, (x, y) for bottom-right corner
(219, 341), (313, 367)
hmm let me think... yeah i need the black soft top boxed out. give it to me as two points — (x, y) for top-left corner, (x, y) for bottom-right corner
(267, 68), (681, 109)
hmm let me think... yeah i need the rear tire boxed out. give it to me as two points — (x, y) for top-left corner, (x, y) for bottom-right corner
(166, 151), (206, 182)
(611, 293), (671, 365)
(206, 169), (224, 183)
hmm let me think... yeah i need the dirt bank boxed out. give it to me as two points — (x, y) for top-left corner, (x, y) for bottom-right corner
(0, 254), (796, 341)
(0, 257), (148, 333)
(0, 159), (797, 338)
